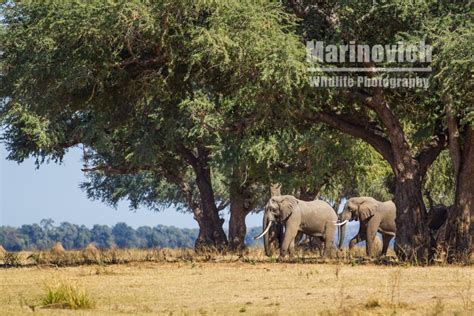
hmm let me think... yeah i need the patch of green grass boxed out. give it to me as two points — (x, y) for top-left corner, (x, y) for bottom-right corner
(39, 280), (95, 309)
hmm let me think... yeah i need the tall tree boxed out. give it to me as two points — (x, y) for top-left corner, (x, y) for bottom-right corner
(429, 15), (473, 260)
(284, 0), (471, 260)
(0, 1), (305, 250)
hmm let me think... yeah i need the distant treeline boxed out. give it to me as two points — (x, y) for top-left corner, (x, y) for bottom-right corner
(0, 219), (263, 251)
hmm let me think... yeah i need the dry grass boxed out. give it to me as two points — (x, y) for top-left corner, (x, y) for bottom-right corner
(0, 249), (472, 315)
(1, 247), (404, 268)
(38, 279), (96, 310)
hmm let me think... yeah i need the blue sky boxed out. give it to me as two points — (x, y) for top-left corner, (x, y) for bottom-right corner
(0, 145), (262, 229)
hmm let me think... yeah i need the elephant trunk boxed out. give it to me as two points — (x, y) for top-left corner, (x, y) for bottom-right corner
(338, 220), (346, 250)
(338, 209), (352, 249)
(262, 211), (273, 256)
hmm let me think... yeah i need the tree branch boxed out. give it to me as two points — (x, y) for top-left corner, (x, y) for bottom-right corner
(81, 164), (155, 174)
(176, 144), (199, 168)
(306, 111), (394, 165)
(417, 127), (447, 177)
(362, 87), (414, 168)
(288, 0), (310, 18)
(445, 102), (461, 180)
(217, 200), (230, 211)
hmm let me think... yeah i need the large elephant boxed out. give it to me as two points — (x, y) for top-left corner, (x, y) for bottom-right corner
(338, 197), (396, 256)
(255, 195), (339, 257)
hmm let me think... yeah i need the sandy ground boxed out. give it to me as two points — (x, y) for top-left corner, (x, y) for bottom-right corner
(0, 262), (472, 315)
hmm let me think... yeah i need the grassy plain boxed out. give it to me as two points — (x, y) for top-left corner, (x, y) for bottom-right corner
(0, 249), (472, 315)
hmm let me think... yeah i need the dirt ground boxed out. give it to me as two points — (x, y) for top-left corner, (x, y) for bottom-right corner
(0, 261), (472, 315)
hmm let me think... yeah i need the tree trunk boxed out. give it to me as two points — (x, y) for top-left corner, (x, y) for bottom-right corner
(194, 165), (227, 251)
(394, 174), (429, 261)
(228, 205), (248, 252)
(178, 144), (228, 252)
(228, 173), (252, 252)
(193, 206), (225, 252)
(297, 187), (317, 201)
(445, 125), (473, 262)
(173, 177), (225, 252)
(390, 151), (430, 261)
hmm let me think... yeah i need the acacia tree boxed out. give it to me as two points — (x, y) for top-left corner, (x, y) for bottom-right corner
(0, 1), (306, 250)
(430, 17), (473, 260)
(284, 0), (472, 260)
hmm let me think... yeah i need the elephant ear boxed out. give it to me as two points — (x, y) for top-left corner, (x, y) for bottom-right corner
(277, 195), (298, 220)
(358, 198), (376, 221)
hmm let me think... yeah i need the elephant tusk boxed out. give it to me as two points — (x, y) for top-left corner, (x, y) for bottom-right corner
(334, 220), (348, 226)
(254, 221), (273, 240)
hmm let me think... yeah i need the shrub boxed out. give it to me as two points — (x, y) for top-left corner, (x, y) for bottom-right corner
(39, 280), (95, 309)
(82, 243), (101, 264)
(364, 298), (381, 309)
(3, 252), (22, 267)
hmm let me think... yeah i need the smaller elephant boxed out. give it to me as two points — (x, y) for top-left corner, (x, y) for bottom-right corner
(254, 195), (339, 257)
(338, 197), (396, 257)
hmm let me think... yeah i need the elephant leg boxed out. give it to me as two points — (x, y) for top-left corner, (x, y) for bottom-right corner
(381, 233), (394, 256)
(280, 226), (298, 258)
(349, 234), (362, 250)
(323, 239), (334, 258)
(366, 218), (381, 257)
(289, 239), (296, 256)
(349, 223), (367, 250)
(323, 224), (336, 257)
(349, 231), (366, 250)
(317, 237), (325, 256)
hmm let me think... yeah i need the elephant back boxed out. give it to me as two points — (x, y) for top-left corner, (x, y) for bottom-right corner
(302, 199), (337, 219)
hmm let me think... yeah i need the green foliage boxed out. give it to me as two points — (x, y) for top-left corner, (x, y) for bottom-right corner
(428, 12), (473, 126)
(287, 0), (470, 206)
(423, 150), (455, 206)
(0, 1), (306, 220)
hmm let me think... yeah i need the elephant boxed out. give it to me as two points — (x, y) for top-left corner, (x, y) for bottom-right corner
(425, 191), (449, 231)
(254, 195), (339, 257)
(338, 197), (396, 257)
(425, 191), (450, 257)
